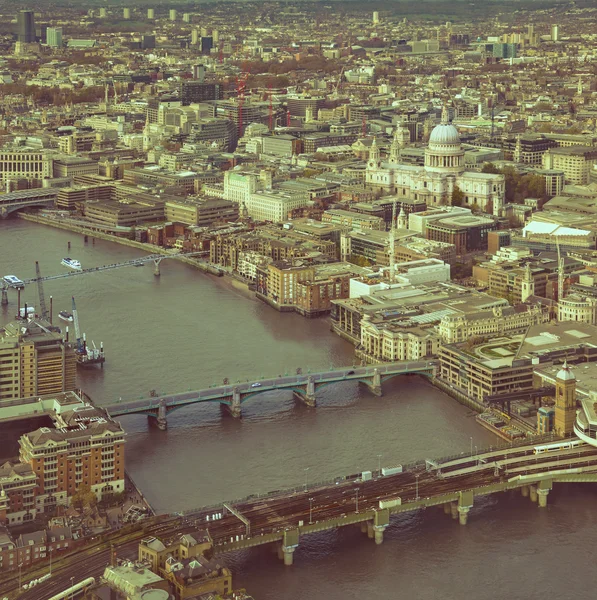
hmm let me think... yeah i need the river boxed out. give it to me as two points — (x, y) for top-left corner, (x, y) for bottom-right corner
(1, 218), (596, 600)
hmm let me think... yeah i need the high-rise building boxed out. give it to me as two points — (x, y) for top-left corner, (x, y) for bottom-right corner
(147, 8), (155, 19)
(551, 24), (560, 41)
(212, 29), (219, 43)
(99, 7), (107, 18)
(17, 10), (35, 43)
(372, 11), (379, 24)
(46, 27), (62, 48)
(123, 8), (131, 19)
(183, 12), (191, 22)
(200, 36), (213, 54)
(0, 320), (76, 400)
(200, 26), (208, 37)
(192, 64), (205, 82)
(191, 29), (199, 45)
(169, 9), (177, 21)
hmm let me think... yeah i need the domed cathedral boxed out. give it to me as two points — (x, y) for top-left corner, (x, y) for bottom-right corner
(365, 105), (505, 216)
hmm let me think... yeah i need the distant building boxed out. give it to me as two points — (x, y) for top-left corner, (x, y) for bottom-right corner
(46, 27), (62, 48)
(17, 10), (35, 43)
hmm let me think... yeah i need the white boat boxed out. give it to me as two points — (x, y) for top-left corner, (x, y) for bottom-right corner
(3, 275), (25, 289)
(58, 311), (73, 322)
(61, 258), (82, 271)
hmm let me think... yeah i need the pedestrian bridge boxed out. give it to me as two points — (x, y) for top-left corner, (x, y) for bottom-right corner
(103, 361), (437, 429)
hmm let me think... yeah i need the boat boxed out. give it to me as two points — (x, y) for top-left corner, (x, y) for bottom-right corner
(61, 258), (82, 271)
(3, 275), (25, 289)
(58, 311), (73, 322)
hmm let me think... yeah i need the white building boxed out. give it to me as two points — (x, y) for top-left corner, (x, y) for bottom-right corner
(246, 190), (308, 223)
(366, 107), (505, 216)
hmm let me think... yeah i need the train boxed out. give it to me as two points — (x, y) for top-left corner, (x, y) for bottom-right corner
(47, 577), (95, 600)
(533, 440), (584, 455)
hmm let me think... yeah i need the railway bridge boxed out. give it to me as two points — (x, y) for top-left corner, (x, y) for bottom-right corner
(103, 361), (437, 429)
(9, 438), (597, 600)
(184, 438), (597, 565)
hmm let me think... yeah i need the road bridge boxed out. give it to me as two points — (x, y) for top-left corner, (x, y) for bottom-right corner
(103, 361), (438, 429)
(7, 438), (597, 600)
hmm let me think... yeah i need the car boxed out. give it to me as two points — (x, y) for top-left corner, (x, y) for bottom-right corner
(347, 370), (355, 375)
(251, 382), (262, 388)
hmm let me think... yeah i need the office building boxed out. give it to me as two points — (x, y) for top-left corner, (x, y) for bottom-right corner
(123, 8), (130, 19)
(200, 36), (213, 54)
(46, 27), (62, 48)
(141, 34), (155, 49)
(372, 11), (380, 24)
(169, 9), (177, 21)
(17, 10), (35, 43)
(99, 8), (107, 18)
(147, 8), (154, 19)
(180, 81), (222, 105)
(551, 24), (559, 42)
(0, 320), (76, 400)
(183, 12), (191, 22)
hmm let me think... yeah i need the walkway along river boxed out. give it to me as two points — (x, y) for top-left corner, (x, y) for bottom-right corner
(1, 219), (597, 600)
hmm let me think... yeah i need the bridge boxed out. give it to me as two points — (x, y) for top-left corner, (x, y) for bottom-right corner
(0, 250), (220, 305)
(0, 189), (56, 218)
(103, 361), (438, 429)
(8, 438), (597, 599)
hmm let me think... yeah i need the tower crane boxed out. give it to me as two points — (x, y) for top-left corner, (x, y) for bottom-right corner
(35, 261), (49, 321)
(71, 296), (85, 355)
(71, 296), (105, 368)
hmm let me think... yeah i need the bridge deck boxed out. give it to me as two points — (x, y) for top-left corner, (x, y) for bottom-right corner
(103, 361), (436, 416)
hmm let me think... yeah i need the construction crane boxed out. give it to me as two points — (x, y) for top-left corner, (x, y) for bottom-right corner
(71, 296), (105, 368)
(71, 296), (85, 354)
(35, 261), (49, 321)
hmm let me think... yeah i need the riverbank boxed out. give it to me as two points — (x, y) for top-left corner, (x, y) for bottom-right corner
(17, 212), (224, 276)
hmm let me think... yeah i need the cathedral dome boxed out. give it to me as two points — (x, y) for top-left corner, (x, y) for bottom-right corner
(429, 123), (461, 146)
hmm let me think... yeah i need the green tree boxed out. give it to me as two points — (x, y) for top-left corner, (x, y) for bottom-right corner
(451, 185), (464, 207)
(71, 484), (97, 510)
(481, 162), (500, 174)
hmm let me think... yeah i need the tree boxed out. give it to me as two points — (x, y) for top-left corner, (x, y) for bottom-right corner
(451, 185), (464, 207)
(481, 163), (500, 174)
(71, 483), (97, 510)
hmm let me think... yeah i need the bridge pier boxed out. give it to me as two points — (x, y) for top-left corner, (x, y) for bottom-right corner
(1, 286), (7, 306)
(366, 522), (375, 539)
(363, 368), (382, 397)
(373, 525), (387, 545)
(450, 502), (459, 520)
(157, 400), (167, 430)
(153, 258), (163, 277)
(537, 488), (549, 508)
(228, 388), (242, 418)
(293, 376), (316, 408)
(529, 485), (538, 503)
(279, 529), (299, 566)
(360, 521), (368, 534)
(521, 485), (530, 498)
(457, 490), (474, 525)
(443, 502), (451, 516)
